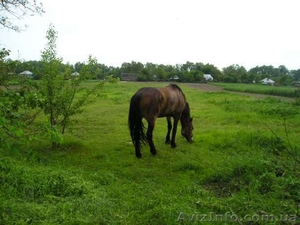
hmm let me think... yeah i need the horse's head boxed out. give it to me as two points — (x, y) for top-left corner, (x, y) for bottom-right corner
(181, 117), (194, 143)
(180, 102), (194, 143)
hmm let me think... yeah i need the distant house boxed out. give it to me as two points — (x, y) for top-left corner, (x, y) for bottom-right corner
(20, 71), (33, 79)
(261, 78), (275, 85)
(121, 73), (137, 81)
(169, 75), (180, 82)
(71, 72), (80, 77)
(203, 74), (214, 81)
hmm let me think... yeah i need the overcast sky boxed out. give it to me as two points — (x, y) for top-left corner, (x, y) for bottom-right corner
(1, 0), (300, 70)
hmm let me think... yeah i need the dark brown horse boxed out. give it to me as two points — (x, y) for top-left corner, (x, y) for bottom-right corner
(128, 84), (193, 158)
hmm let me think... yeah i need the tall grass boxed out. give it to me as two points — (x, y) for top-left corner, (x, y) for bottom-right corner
(1, 82), (299, 224)
(214, 83), (298, 98)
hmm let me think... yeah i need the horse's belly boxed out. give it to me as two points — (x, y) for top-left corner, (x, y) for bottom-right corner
(158, 108), (181, 118)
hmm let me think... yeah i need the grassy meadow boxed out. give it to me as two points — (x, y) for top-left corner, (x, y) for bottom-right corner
(213, 83), (299, 98)
(1, 82), (300, 224)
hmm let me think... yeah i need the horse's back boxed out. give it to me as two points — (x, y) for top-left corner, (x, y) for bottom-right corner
(159, 85), (186, 115)
(133, 87), (163, 119)
(132, 85), (186, 119)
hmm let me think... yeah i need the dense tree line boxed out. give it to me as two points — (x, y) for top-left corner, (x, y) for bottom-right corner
(5, 59), (300, 85)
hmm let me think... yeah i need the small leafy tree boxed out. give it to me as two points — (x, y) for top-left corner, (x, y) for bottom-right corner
(0, 48), (12, 85)
(0, 48), (43, 150)
(80, 55), (101, 80)
(0, 50), (24, 149)
(0, 0), (46, 150)
(39, 24), (104, 148)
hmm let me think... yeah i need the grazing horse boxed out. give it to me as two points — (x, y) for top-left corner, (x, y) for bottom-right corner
(128, 84), (193, 158)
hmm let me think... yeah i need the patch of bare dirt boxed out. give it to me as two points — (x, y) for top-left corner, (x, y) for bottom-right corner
(185, 83), (223, 92)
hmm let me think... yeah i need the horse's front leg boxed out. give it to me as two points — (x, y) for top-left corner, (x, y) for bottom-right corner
(171, 116), (179, 148)
(147, 119), (157, 155)
(165, 116), (172, 144)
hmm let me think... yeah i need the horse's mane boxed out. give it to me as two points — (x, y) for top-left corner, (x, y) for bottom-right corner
(169, 83), (182, 91)
(169, 84), (186, 100)
(182, 101), (191, 118)
(168, 84), (190, 118)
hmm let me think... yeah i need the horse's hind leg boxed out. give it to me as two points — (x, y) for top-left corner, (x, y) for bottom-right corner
(147, 119), (157, 155)
(135, 144), (142, 158)
(165, 117), (172, 144)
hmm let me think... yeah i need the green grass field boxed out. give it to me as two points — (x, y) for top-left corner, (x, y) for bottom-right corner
(1, 82), (299, 224)
(213, 83), (299, 98)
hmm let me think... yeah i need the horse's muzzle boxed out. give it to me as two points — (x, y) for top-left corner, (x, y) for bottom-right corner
(185, 137), (193, 143)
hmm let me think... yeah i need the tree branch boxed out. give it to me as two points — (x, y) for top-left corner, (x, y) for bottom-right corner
(0, 0), (44, 31)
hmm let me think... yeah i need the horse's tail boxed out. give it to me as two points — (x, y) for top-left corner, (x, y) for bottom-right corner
(128, 94), (147, 154)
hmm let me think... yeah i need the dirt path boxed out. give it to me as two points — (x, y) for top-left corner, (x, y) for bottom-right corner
(185, 83), (294, 102)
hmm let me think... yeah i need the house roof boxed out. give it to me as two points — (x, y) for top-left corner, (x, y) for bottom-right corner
(71, 72), (80, 76)
(20, 71), (33, 75)
(203, 74), (213, 80)
(261, 78), (275, 83)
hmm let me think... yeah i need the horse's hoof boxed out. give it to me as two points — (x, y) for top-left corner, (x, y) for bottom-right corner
(151, 150), (157, 156)
(136, 153), (142, 158)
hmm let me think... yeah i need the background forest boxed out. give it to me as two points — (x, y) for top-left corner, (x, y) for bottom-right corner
(4, 58), (300, 85)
